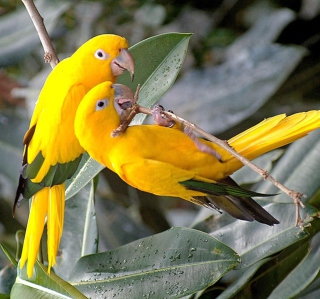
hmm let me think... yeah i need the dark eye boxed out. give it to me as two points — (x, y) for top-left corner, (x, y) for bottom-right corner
(94, 49), (109, 60)
(95, 99), (108, 111)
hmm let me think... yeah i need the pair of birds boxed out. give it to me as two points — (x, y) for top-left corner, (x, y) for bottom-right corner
(14, 34), (320, 278)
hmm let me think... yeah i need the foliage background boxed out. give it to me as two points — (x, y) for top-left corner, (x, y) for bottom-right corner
(0, 0), (320, 298)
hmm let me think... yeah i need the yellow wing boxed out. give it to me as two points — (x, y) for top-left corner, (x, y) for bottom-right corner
(17, 34), (134, 278)
(119, 158), (204, 199)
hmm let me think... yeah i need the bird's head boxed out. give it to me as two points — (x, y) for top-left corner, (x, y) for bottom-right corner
(72, 34), (134, 86)
(75, 82), (134, 142)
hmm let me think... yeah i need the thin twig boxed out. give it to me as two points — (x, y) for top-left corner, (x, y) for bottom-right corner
(134, 105), (305, 226)
(112, 85), (141, 137)
(22, 0), (59, 68)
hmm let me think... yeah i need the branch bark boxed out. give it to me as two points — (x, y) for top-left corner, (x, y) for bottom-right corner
(119, 104), (306, 226)
(22, 0), (59, 68)
(22, 0), (305, 226)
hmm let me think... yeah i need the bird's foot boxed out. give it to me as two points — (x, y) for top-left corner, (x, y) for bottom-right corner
(290, 191), (307, 228)
(184, 126), (222, 162)
(152, 104), (176, 128)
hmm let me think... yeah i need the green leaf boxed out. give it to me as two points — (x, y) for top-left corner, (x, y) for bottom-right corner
(54, 181), (98, 280)
(231, 150), (283, 185)
(0, 110), (28, 185)
(0, 294), (10, 299)
(0, 243), (17, 268)
(81, 179), (98, 257)
(209, 203), (320, 270)
(69, 227), (239, 299)
(95, 194), (153, 249)
(190, 128), (320, 297)
(158, 44), (306, 134)
(217, 237), (311, 298)
(11, 262), (87, 299)
(215, 257), (273, 299)
(65, 33), (191, 199)
(0, 245), (16, 295)
(268, 233), (320, 298)
(65, 154), (103, 200)
(118, 32), (192, 124)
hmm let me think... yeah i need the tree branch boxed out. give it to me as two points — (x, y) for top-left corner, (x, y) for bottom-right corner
(22, 0), (305, 226)
(119, 104), (306, 226)
(22, 0), (59, 68)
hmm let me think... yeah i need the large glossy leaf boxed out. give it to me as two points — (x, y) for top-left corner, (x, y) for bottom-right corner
(54, 180), (98, 280)
(158, 44), (306, 134)
(0, 110), (28, 184)
(190, 205), (320, 298)
(0, 243), (17, 268)
(95, 193), (153, 250)
(69, 227), (239, 299)
(215, 257), (273, 299)
(190, 124), (320, 297)
(11, 262), (87, 299)
(268, 232), (320, 299)
(0, 0), (71, 66)
(118, 32), (192, 124)
(65, 33), (191, 199)
(209, 204), (320, 270)
(65, 154), (103, 200)
(217, 238), (311, 298)
(157, 9), (302, 134)
(231, 150), (283, 185)
(0, 244), (17, 295)
(192, 129), (320, 232)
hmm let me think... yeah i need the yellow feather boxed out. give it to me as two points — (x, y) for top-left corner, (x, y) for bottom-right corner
(75, 82), (320, 220)
(47, 184), (65, 272)
(18, 34), (134, 277)
(20, 188), (49, 278)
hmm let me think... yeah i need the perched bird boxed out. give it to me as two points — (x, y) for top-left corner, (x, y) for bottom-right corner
(14, 34), (134, 277)
(75, 82), (320, 229)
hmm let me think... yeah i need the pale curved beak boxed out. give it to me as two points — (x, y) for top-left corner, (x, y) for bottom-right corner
(113, 84), (134, 121)
(111, 48), (135, 81)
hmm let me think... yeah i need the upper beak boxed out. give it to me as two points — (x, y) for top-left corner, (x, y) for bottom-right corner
(113, 84), (134, 121)
(112, 48), (135, 81)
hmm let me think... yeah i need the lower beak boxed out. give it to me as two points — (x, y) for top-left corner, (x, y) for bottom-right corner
(113, 84), (134, 121)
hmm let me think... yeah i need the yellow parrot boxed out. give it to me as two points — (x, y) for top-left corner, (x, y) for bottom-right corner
(75, 82), (320, 229)
(14, 34), (134, 277)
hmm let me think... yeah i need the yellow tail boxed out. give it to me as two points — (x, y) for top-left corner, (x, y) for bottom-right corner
(222, 111), (320, 174)
(20, 183), (65, 278)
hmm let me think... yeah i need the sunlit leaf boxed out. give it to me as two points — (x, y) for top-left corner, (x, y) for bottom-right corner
(209, 204), (319, 270)
(65, 33), (191, 199)
(11, 262), (87, 299)
(54, 181), (98, 280)
(268, 232), (320, 298)
(0, 110), (28, 185)
(70, 227), (239, 299)
(158, 44), (306, 134)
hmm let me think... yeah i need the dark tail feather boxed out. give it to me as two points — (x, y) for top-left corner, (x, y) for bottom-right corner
(13, 175), (25, 217)
(193, 193), (279, 225)
(183, 177), (279, 226)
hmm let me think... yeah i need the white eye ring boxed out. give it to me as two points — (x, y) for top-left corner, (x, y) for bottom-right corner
(95, 99), (108, 111)
(94, 49), (109, 60)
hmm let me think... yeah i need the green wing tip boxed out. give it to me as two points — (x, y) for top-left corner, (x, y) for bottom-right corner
(180, 179), (279, 198)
